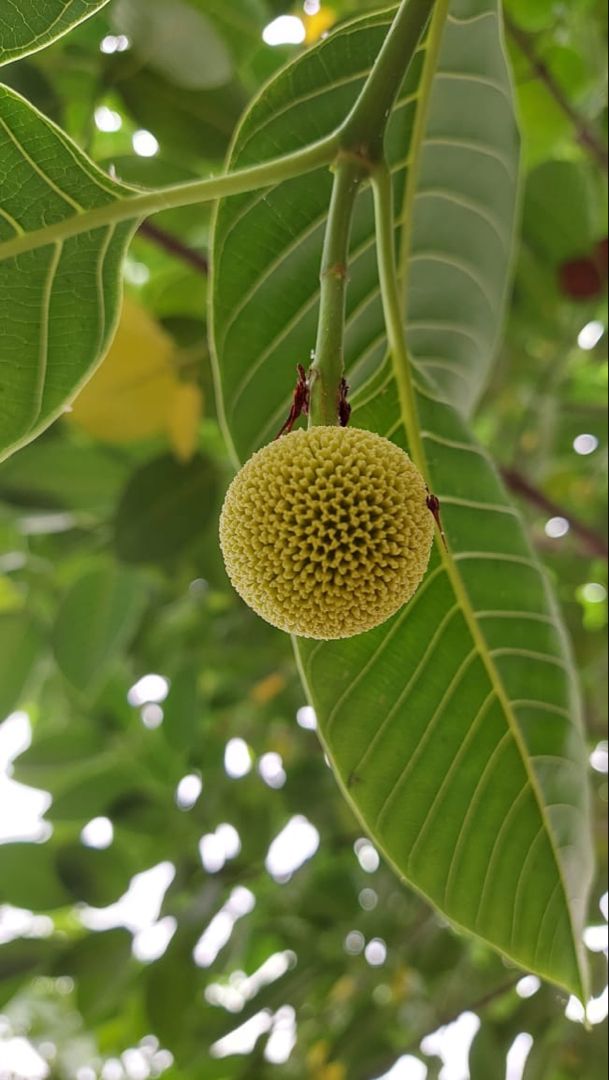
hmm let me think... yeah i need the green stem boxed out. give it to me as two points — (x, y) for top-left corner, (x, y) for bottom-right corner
(371, 163), (427, 479)
(0, 133), (339, 262)
(308, 0), (436, 426)
(308, 157), (366, 426)
(339, 0), (435, 161)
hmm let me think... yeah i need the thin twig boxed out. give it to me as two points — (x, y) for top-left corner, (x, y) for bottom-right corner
(137, 220), (209, 275)
(505, 15), (608, 173)
(502, 467), (608, 560)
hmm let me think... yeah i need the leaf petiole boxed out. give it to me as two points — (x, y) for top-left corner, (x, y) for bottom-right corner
(308, 157), (367, 427)
(0, 132), (340, 262)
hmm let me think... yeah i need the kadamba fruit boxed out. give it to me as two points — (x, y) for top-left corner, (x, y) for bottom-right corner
(219, 426), (434, 640)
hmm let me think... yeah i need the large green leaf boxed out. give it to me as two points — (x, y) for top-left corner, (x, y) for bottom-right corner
(211, 1), (592, 995)
(0, 86), (135, 461)
(0, 0), (111, 66)
(211, 1), (519, 467)
(297, 386), (592, 997)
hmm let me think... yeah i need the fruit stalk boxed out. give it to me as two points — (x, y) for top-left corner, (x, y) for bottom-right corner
(308, 157), (366, 427)
(308, 0), (436, 428)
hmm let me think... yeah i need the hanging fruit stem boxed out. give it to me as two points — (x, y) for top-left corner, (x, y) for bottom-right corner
(307, 0), (436, 427)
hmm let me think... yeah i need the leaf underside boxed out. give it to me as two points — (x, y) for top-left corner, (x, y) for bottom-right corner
(0, 1), (111, 67)
(211, 0), (593, 996)
(0, 86), (135, 460)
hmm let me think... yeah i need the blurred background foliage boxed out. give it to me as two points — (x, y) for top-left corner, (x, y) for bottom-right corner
(0, 1), (607, 1078)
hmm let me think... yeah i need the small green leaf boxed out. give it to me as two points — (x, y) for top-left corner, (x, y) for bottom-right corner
(0, 435), (130, 511)
(108, 60), (247, 164)
(112, 0), (233, 89)
(0, 1), (111, 66)
(52, 565), (145, 692)
(0, 939), (61, 1008)
(523, 160), (596, 263)
(162, 664), (200, 753)
(0, 842), (70, 910)
(58, 928), (133, 1023)
(56, 841), (134, 907)
(0, 611), (44, 718)
(114, 453), (219, 564)
(45, 755), (146, 823)
(145, 932), (200, 1053)
(0, 86), (136, 462)
(13, 729), (105, 789)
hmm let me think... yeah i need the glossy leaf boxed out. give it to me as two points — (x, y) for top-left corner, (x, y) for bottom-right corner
(52, 564), (145, 691)
(0, 0), (110, 66)
(0, 86), (135, 461)
(211, 1), (592, 995)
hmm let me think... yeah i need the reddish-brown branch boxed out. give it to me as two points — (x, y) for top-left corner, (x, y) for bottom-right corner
(137, 220), (209, 274)
(502, 467), (608, 560)
(505, 15), (608, 173)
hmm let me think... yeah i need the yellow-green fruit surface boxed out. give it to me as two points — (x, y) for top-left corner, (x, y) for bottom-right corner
(219, 426), (434, 640)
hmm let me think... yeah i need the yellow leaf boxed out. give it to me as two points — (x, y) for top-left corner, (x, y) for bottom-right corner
(249, 671), (286, 704)
(69, 296), (177, 444)
(314, 1065), (347, 1080)
(0, 576), (24, 613)
(307, 1041), (330, 1070)
(329, 974), (356, 1003)
(167, 381), (203, 463)
(390, 965), (414, 1001)
(303, 7), (336, 45)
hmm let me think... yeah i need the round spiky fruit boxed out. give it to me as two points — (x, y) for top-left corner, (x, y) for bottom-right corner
(219, 426), (434, 640)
